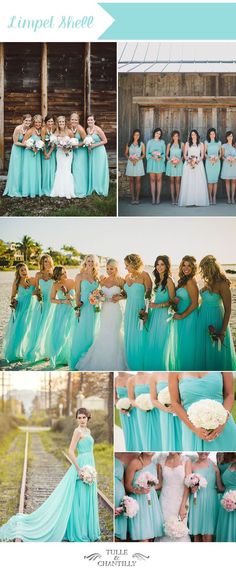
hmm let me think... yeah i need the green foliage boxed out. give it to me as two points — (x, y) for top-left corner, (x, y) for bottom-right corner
(0, 429), (26, 526)
(52, 411), (110, 443)
(115, 407), (121, 428)
(0, 414), (18, 442)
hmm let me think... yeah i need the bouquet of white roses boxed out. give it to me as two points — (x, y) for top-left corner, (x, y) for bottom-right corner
(187, 399), (228, 432)
(116, 397), (132, 416)
(83, 135), (94, 147)
(117, 496), (139, 518)
(164, 516), (189, 539)
(25, 137), (44, 155)
(135, 471), (159, 505)
(221, 490), (236, 512)
(79, 465), (97, 485)
(158, 387), (171, 407)
(135, 393), (153, 412)
(184, 473), (207, 504)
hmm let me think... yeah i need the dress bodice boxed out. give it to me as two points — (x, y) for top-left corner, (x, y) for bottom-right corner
(17, 284), (35, 301)
(222, 143), (236, 158)
(200, 289), (223, 309)
(134, 383), (150, 397)
(39, 278), (53, 302)
(192, 462), (216, 489)
(147, 139), (165, 156)
(92, 133), (103, 145)
(115, 458), (124, 481)
(132, 462), (157, 484)
(77, 434), (94, 454)
(128, 142), (143, 158)
(222, 466), (236, 491)
(169, 143), (183, 159)
(18, 133), (24, 143)
(124, 282), (145, 302)
(80, 280), (98, 302)
(205, 140), (221, 157)
(187, 144), (201, 159)
(75, 132), (83, 143)
(116, 386), (128, 398)
(176, 287), (191, 313)
(161, 460), (186, 492)
(154, 286), (169, 304)
(56, 288), (75, 301)
(102, 285), (121, 299)
(156, 381), (168, 393)
(179, 371), (224, 411)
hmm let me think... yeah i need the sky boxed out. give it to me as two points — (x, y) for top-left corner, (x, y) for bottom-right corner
(1, 217), (236, 265)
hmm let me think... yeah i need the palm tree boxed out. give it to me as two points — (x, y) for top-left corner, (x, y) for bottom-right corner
(61, 245), (80, 257)
(16, 235), (35, 263)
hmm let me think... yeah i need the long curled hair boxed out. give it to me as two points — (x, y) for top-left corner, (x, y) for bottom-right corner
(124, 253), (143, 272)
(153, 255), (171, 291)
(199, 255), (230, 290)
(188, 129), (200, 146)
(128, 129), (142, 147)
(206, 127), (218, 143)
(81, 255), (100, 282)
(177, 256), (197, 288)
(170, 129), (181, 149)
(225, 130), (234, 144)
(40, 255), (54, 273)
(52, 266), (66, 282)
(15, 263), (29, 292)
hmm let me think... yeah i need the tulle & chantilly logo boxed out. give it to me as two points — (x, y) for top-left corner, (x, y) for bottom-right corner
(84, 549), (150, 567)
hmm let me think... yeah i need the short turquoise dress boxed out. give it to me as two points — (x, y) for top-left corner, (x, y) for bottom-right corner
(124, 283), (145, 370)
(70, 280), (99, 370)
(48, 288), (75, 368)
(144, 286), (171, 370)
(72, 132), (89, 197)
(2, 285), (36, 363)
(116, 386), (142, 451)
(146, 139), (166, 174)
(24, 278), (54, 362)
(115, 458), (127, 540)
(41, 134), (56, 195)
(22, 134), (43, 197)
(166, 143), (183, 177)
(197, 289), (236, 370)
(0, 434), (100, 542)
(134, 384), (162, 451)
(88, 133), (109, 196)
(128, 462), (163, 540)
(188, 462), (218, 535)
(170, 286), (198, 370)
(3, 133), (25, 197)
(126, 143), (145, 177)
(156, 381), (182, 451)
(215, 466), (236, 542)
(217, 462), (231, 506)
(205, 140), (221, 183)
(179, 372), (236, 451)
(221, 143), (236, 179)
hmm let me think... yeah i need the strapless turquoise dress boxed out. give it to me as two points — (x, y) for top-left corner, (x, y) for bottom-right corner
(24, 279), (54, 362)
(41, 136), (56, 195)
(188, 463), (218, 535)
(0, 435), (100, 542)
(48, 289), (75, 368)
(72, 132), (89, 197)
(124, 283), (145, 370)
(179, 372), (236, 451)
(128, 462), (163, 540)
(3, 133), (24, 197)
(116, 386), (141, 451)
(216, 466), (236, 542)
(170, 286), (197, 370)
(70, 280), (99, 370)
(88, 133), (109, 196)
(22, 134), (43, 197)
(197, 289), (236, 370)
(135, 384), (162, 451)
(115, 458), (127, 540)
(156, 381), (182, 451)
(2, 285), (36, 363)
(144, 286), (171, 370)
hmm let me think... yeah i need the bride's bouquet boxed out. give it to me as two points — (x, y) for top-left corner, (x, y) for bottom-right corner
(226, 155), (236, 166)
(221, 490), (236, 512)
(135, 393), (153, 412)
(187, 399), (228, 433)
(184, 473), (207, 504)
(83, 135), (94, 147)
(164, 516), (189, 539)
(116, 397), (132, 417)
(25, 137), (45, 155)
(116, 496), (139, 518)
(57, 136), (73, 155)
(158, 387), (171, 407)
(187, 155), (198, 169)
(135, 471), (159, 505)
(79, 465), (97, 485)
(89, 288), (105, 312)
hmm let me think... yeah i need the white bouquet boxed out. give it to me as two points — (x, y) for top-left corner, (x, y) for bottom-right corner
(49, 133), (58, 146)
(221, 490), (236, 512)
(116, 397), (132, 416)
(34, 139), (45, 151)
(70, 137), (79, 147)
(164, 516), (189, 539)
(79, 465), (97, 485)
(25, 137), (35, 149)
(135, 393), (153, 411)
(184, 473), (207, 504)
(83, 135), (94, 147)
(158, 387), (171, 407)
(117, 496), (139, 518)
(187, 399), (228, 431)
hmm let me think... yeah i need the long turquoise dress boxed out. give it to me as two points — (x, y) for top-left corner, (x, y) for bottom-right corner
(205, 140), (221, 183)
(166, 143), (183, 177)
(70, 280), (99, 370)
(188, 463), (218, 535)
(146, 139), (166, 173)
(41, 135), (56, 195)
(215, 466), (236, 542)
(144, 286), (171, 370)
(48, 288), (75, 368)
(217, 462), (231, 506)
(2, 285), (36, 363)
(197, 289), (236, 370)
(0, 434), (100, 542)
(3, 133), (25, 197)
(156, 381), (182, 451)
(128, 462), (163, 540)
(134, 384), (162, 451)
(179, 372), (236, 451)
(124, 283), (145, 370)
(22, 134), (43, 197)
(24, 278), (54, 362)
(126, 143), (145, 177)
(116, 386), (142, 451)
(115, 458), (127, 540)
(221, 143), (236, 179)
(170, 286), (198, 370)
(88, 134), (109, 196)
(72, 132), (89, 197)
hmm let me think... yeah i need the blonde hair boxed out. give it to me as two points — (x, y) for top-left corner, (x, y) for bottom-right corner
(199, 255), (230, 290)
(81, 255), (100, 282)
(70, 112), (80, 120)
(15, 263), (29, 291)
(178, 255), (197, 288)
(40, 255), (54, 272)
(124, 253), (143, 272)
(33, 114), (42, 125)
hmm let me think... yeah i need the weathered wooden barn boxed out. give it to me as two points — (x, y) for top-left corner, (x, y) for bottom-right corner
(0, 42), (116, 173)
(118, 42), (236, 197)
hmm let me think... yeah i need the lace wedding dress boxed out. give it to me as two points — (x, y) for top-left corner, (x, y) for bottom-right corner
(159, 457), (191, 542)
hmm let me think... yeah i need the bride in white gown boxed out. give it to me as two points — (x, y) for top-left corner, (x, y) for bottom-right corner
(158, 452), (191, 542)
(178, 129), (209, 207)
(50, 115), (75, 199)
(77, 259), (127, 370)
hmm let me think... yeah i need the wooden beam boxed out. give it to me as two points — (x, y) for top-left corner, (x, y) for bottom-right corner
(41, 43), (48, 118)
(133, 96), (236, 108)
(0, 43), (4, 172)
(84, 43), (91, 123)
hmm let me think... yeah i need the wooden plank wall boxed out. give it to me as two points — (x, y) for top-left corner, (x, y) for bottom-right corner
(90, 43), (117, 150)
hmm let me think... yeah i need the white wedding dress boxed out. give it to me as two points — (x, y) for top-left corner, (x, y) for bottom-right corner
(178, 144), (209, 206)
(77, 286), (127, 370)
(50, 147), (75, 199)
(159, 458), (190, 542)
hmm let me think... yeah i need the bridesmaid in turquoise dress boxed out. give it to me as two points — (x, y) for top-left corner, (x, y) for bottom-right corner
(48, 266), (75, 368)
(2, 263), (36, 363)
(144, 255), (175, 370)
(146, 128), (166, 204)
(115, 373), (141, 451)
(70, 112), (88, 197)
(3, 114), (32, 197)
(150, 373), (182, 451)
(129, 373), (161, 451)
(197, 255), (236, 370)
(221, 131), (236, 203)
(41, 114), (57, 196)
(22, 115), (44, 197)
(123, 254), (152, 370)
(166, 130), (184, 204)
(125, 130), (145, 204)
(188, 453), (222, 541)
(216, 461), (236, 542)
(115, 455), (128, 541)
(86, 115), (109, 196)
(171, 256), (199, 370)
(169, 372), (236, 451)
(70, 255), (100, 370)
(125, 453), (163, 541)
(0, 408), (100, 542)
(216, 453), (233, 506)
(204, 128), (221, 204)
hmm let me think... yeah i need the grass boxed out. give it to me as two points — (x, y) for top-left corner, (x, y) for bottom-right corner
(0, 429), (26, 526)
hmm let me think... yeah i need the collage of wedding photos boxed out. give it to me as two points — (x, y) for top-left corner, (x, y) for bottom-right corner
(0, 37), (236, 548)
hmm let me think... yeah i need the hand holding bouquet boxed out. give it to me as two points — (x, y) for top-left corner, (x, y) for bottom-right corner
(79, 465), (97, 485)
(187, 399), (228, 440)
(135, 471), (159, 505)
(116, 496), (139, 518)
(208, 324), (225, 351)
(83, 135), (94, 148)
(185, 473), (207, 504)
(152, 151), (161, 161)
(166, 297), (179, 322)
(158, 387), (171, 407)
(164, 515), (189, 539)
(129, 154), (138, 164)
(170, 156), (180, 167)
(188, 155), (198, 169)
(116, 397), (132, 416)
(25, 137), (45, 155)
(221, 490), (236, 512)
(226, 155), (236, 166)
(209, 155), (218, 165)
(135, 393), (153, 412)
(89, 289), (105, 312)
